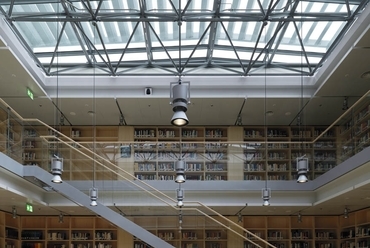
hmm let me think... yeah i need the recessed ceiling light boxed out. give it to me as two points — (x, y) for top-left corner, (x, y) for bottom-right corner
(70, 112), (76, 116)
(266, 111), (274, 116)
(360, 71), (370, 79)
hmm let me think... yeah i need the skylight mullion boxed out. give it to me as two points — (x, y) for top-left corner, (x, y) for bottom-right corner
(114, 21), (141, 74)
(292, 21), (312, 74)
(237, 0), (254, 41)
(288, 2), (314, 45)
(151, 64), (179, 74)
(73, 23), (113, 70)
(245, 21), (269, 75)
(69, 21), (94, 66)
(211, 64), (245, 74)
(301, 1), (327, 45)
(102, 1), (121, 38)
(344, 0), (351, 16)
(93, 0), (103, 18)
(167, 0), (179, 16)
(224, 0), (240, 38)
(147, 22), (178, 72)
(9, 22), (48, 74)
(7, 0), (14, 16)
(93, 23), (115, 75)
(47, 21), (67, 74)
(267, 0), (300, 65)
(304, 3), (329, 45)
(140, 0), (153, 64)
(256, 0), (266, 16)
(245, 0), (276, 73)
(181, 21), (212, 74)
(198, 1), (210, 33)
(314, 4), (344, 47)
(111, 2), (130, 38)
(269, 63), (310, 75)
(181, 0), (193, 15)
(206, 0), (221, 64)
(219, 21), (246, 75)
(79, 0), (95, 20)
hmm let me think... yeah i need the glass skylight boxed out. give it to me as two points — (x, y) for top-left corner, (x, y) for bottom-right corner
(0, 0), (368, 77)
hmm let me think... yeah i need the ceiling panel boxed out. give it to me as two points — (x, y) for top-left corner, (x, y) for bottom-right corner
(0, 50), (45, 98)
(356, 25), (370, 48)
(315, 49), (370, 97)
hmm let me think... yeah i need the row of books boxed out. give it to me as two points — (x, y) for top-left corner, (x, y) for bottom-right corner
(48, 232), (67, 240)
(94, 232), (113, 240)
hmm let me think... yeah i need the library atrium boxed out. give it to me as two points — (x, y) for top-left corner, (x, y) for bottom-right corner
(0, 0), (370, 248)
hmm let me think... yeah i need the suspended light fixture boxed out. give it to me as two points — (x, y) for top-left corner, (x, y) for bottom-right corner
(89, 20), (99, 208)
(298, 212), (302, 223)
(59, 212), (64, 223)
(297, 156), (309, 183)
(175, 158), (186, 183)
(12, 206), (17, 219)
(260, 23), (271, 208)
(342, 97), (349, 110)
(262, 188), (271, 206)
(178, 210), (183, 232)
(51, 156), (63, 183)
(170, 81), (190, 126)
(90, 187), (98, 207)
(344, 207), (349, 218)
(176, 187), (184, 207)
(238, 212), (243, 223)
(51, 0), (63, 185)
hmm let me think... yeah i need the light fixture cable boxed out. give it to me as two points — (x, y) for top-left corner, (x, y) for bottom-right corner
(12, 206), (17, 219)
(90, 20), (98, 207)
(175, 139), (185, 183)
(296, 1), (309, 183)
(59, 212), (64, 223)
(262, 21), (270, 206)
(51, 0), (63, 184)
(178, 0), (182, 76)
(170, 0), (190, 126)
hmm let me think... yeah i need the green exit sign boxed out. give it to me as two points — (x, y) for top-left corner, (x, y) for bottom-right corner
(26, 203), (33, 212)
(27, 88), (34, 100)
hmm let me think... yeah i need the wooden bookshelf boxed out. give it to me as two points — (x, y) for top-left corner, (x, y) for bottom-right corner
(314, 216), (338, 248)
(1, 208), (370, 248)
(3, 212), (20, 248)
(0, 113), (349, 182)
(0, 106), (23, 164)
(338, 101), (370, 163)
(132, 126), (229, 181)
(312, 127), (338, 180)
(0, 215), (128, 248)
